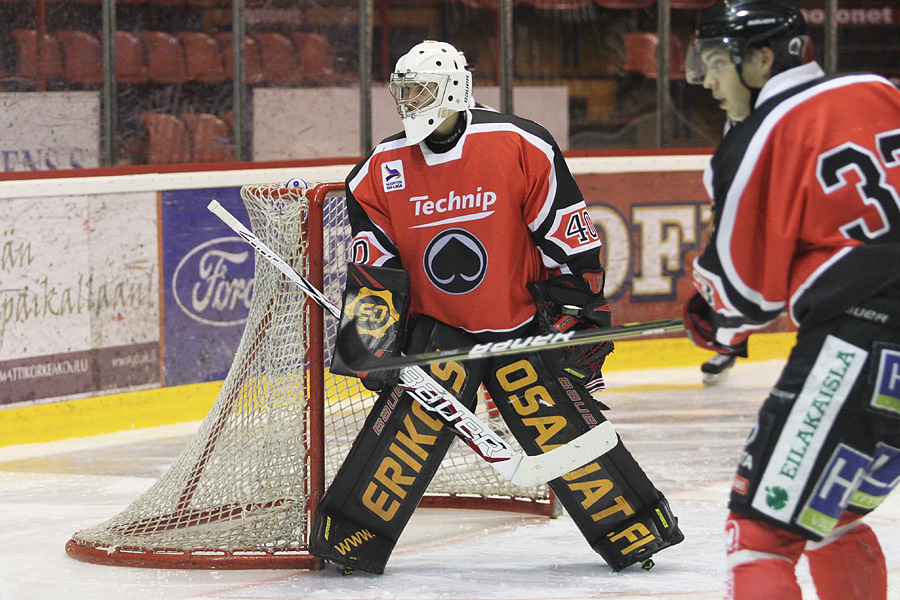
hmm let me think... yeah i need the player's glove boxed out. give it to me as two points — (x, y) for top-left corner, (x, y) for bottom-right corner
(682, 292), (748, 357)
(331, 263), (410, 391)
(528, 270), (614, 399)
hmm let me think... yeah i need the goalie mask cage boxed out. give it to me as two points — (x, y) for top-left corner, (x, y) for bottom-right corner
(65, 181), (552, 570)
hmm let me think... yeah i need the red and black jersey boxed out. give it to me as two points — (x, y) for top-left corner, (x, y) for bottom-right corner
(345, 108), (602, 338)
(695, 62), (900, 346)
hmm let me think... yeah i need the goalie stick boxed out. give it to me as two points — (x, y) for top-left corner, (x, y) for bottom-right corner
(207, 200), (617, 488)
(339, 317), (684, 373)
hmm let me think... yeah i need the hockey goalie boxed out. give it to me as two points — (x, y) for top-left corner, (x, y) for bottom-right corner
(307, 40), (684, 575)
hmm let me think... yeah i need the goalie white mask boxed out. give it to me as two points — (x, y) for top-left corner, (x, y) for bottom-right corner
(389, 41), (472, 144)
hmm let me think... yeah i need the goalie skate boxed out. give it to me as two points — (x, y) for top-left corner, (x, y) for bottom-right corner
(701, 353), (736, 386)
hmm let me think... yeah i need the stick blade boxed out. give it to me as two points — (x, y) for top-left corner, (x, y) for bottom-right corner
(509, 421), (618, 487)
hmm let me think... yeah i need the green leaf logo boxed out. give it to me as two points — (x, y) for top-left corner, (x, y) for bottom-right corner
(766, 486), (789, 510)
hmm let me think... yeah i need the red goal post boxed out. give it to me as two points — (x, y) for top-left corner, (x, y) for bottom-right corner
(65, 181), (552, 570)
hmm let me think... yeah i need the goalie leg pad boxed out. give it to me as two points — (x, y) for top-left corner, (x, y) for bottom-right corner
(804, 511), (887, 600)
(309, 511), (396, 574)
(588, 489), (684, 571)
(311, 317), (488, 573)
(482, 353), (683, 571)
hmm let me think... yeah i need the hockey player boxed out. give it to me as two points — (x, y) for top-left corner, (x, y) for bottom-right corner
(310, 40), (683, 575)
(682, 1), (900, 598)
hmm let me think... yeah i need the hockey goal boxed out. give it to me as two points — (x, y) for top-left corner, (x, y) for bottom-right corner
(65, 181), (552, 569)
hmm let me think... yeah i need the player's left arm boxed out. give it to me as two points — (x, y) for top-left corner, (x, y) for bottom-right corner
(685, 140), (801, 353)
(519, 132), (612, 395)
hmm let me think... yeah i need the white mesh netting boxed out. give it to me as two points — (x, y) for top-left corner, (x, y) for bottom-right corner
(66, 182), (550, 569)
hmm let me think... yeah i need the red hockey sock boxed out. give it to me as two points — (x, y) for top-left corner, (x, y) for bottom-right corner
(724, 511), (805, 600)
(804, 511), (887, 600)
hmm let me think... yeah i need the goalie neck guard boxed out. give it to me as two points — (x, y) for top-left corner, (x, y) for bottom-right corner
(389, 40), (472, 144)
(686, 0), (808, 86)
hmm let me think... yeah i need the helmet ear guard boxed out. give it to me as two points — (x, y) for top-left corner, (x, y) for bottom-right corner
(390, 41), (472, 144)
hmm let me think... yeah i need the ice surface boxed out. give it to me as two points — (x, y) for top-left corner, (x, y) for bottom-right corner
(3, 360), (900, 600)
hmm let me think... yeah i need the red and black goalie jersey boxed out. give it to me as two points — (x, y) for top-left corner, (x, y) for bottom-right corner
(345, 108), (602, 338)
(695, 63), (900, 347)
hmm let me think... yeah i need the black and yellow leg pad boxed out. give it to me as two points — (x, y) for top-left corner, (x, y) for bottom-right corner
(310, 317), (488, 574)
(483, 352), (684, 571)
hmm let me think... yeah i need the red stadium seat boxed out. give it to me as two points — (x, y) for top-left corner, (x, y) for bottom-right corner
(11, 29), (64, 82)
(181, 112), (235, 162)
(623, 32), (685, 79)
(179, 31), (227, 84)
(74, 0), (145, 4)
(116, 31), (149, 84)
(621, 32), (690, 137)
(671, 0), (717, 8)
(454, 0), (522, 7)
(221, 110), (235, 132)
(289, 32), (335, 85)
(215, 32), (265, 85)
(251, 32), (303, 85)
(593, 0), (654, 8)
(141, 113), (191, 163)
(140, 31), (189, 84)
(57, 30), (102, 85)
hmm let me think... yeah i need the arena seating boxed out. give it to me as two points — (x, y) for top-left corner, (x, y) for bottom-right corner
(10, 29), (65, 85)
(179, 31), (228, 84)
(140, 31), (189, 84)
(181, 112), (235, 162)
(215, 32), (265, 85)
(57, 30), (103, 86)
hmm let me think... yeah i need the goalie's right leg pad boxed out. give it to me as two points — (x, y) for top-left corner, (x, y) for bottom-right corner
(310, 317), (488, 574)
(482, 353), (684, 571)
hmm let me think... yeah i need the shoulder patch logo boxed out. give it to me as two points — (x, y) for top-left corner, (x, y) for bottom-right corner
(382, 160), (406, 192)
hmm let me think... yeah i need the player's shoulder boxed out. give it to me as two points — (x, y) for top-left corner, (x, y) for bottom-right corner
(347, 132), (415, 186)
(469, 108), (558, 147)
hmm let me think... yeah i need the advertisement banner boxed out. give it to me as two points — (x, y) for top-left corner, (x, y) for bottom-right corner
(580, 171), (709, 321)
(0, 92), (100, 172)
(0, 192), (159, 405)
(160, 187), (254, 386)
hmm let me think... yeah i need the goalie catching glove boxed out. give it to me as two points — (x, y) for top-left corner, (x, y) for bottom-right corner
(330, 263), (410, 391)
(527, 269), (614, 398)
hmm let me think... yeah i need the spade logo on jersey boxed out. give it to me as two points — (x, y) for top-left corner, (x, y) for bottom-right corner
(423, 229), (488, 295)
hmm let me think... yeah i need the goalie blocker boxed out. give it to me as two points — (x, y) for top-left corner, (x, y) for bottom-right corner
(312, 289), (683, 573)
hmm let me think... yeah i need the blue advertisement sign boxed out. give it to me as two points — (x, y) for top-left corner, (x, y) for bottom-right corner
(160, 187), (253, 386)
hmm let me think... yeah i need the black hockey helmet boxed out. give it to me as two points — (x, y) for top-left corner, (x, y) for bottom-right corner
(686, 0), (808, 85)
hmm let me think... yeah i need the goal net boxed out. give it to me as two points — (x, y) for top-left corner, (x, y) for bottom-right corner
(65, 181), (552, 569)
